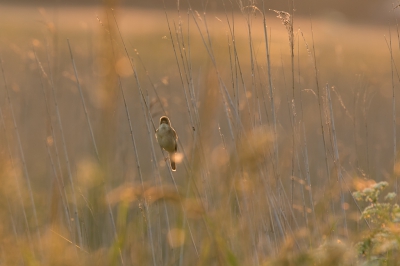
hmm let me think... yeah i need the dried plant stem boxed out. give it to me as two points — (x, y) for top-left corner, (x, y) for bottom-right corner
(296, 30), (317, 238)
(309, 20), (334, 216)
(34, 49), (73, 234)
(363, 89), (371, 176)
(0, 107), (35, 257)
(244, 5), (257, 127)
(386, 31), (398, 199)
(46, 48), (83, 249)
(163, 3), (195, 129)
(67, 39), (99, 160)
(262, 1), (279, 175)
(118, 78), (157, 266)
(325, 84), (348, 237)
(301, 124), (316, 227)
(68, 39), (125, 264)
(6, 197), (26, 264)
(45, 141), (72, 232)
(0, 57), (43, 255)
(171, 8), (214, 199)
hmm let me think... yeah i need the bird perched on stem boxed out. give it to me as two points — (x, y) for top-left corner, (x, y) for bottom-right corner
(155, 116), (178, 171)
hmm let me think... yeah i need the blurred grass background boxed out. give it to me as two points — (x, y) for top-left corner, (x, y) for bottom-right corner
(0, 0), (399, 265)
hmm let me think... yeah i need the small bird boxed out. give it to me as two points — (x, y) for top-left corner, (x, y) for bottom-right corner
(155, 116), (178, 171)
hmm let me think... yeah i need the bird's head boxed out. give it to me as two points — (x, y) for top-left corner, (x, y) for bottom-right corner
(160, 116), (171, 125)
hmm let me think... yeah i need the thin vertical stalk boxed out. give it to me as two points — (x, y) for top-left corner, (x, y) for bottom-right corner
(387, 31), (397, 199)
(326, 84), (348, 238)
(68, 34), (124, 263)
(46, 48), (83, 249)
(118, 78), (157, 266)
(6, 197), (26, 265)
(297, 30), (317, 236)
(34, 49), (72, 233)
(0, 106), (35, 257)
(0, 57), (43, 255)
(262, 1), (278, 168)
(45, 141), (72, 235)
(309, 20), (333, 215)
(67, 39), (99, 160)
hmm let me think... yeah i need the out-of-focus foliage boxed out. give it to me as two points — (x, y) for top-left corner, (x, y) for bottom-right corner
(353, 182), (400, 264)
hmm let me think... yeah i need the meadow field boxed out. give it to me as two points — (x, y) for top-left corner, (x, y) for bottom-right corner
(0, 2), (399, 265)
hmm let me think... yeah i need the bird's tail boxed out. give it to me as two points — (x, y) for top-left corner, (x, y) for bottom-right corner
(170, 152), (176, 171)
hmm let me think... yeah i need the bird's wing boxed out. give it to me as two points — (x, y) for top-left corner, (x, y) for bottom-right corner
(155, 128), (159, 139)
(171, 128), (177, 151)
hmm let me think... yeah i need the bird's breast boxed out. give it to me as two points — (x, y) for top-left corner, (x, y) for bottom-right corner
(156, 125), (176, 152)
